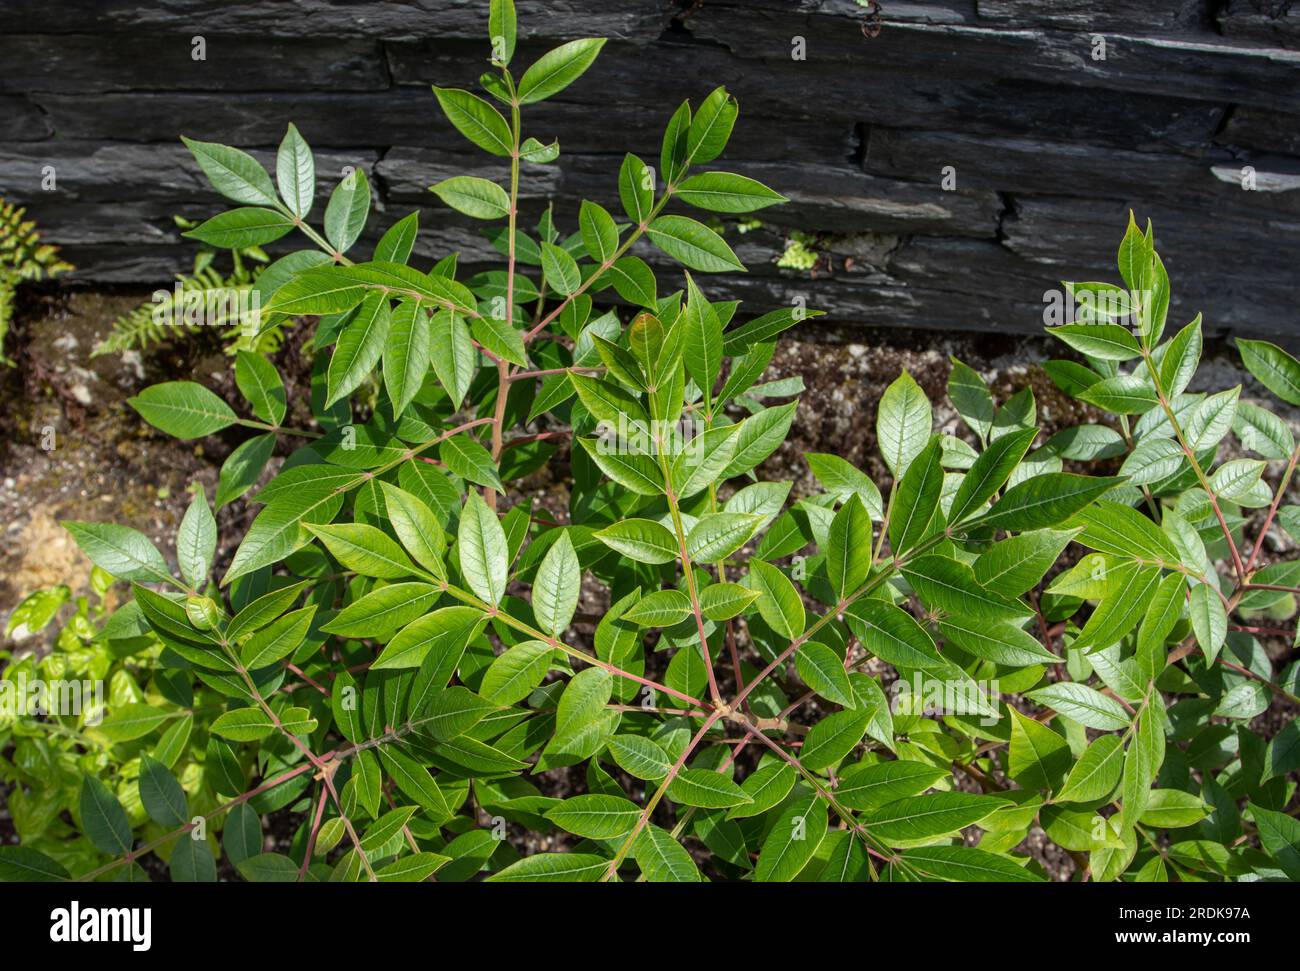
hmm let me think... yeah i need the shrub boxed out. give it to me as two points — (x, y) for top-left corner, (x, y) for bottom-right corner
(2, 2), (1297, 884)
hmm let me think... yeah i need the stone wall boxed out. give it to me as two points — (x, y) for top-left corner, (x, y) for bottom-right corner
(1, 0), (1298, 337)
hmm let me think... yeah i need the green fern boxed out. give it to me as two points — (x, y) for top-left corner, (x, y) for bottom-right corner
(93, 218), (271, 358)
(0, 199), (74, 365)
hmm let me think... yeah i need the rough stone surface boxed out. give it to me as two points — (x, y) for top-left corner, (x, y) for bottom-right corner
(1, 0), (1297, 337)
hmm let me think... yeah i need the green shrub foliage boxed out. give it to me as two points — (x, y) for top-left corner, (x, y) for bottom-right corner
(3, 2), (1298, 883)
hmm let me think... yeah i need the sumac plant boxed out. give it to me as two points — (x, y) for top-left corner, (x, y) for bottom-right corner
(3, 6), (1299, 886)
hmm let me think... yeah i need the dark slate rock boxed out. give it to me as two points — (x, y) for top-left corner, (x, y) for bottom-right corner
(684, 3), (1300, 112)
(1218, 0), (1300, 49)
(864, 128), (1300, 217)
(0, 35), (388, 94)
(975, 0), (1211, 33)
(0, 1), (673, 42)
(0, 95), (51, 140)
(1218, 106), (1300, 155)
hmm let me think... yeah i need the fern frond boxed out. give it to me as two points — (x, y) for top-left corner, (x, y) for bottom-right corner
(0, 199), (74, 281)
(92, 264), (255, 358)
(0, 197), (74, 365)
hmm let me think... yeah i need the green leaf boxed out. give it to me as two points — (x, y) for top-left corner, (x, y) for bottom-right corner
(441, 434), (504, 493)
(826, 493), (871, 600)
(65, 521), (171, 585)
(1007, 708), (1071, 790)
(0, 847), (69, 882)
(181, 136), (279, 208)
(618, 154), (654, 224)
(431, 311), (477, 407)
(471, 311), (529, 367)
(379, 482), (446, 579)
(431, 175), (510, 220)
(754, 794), (827, 882)
(1249, 802), (1300, 880)
(977, 473), (1125, 532)
(128, 381), (237, 440)
(1057, 735), (1124, 803)
(383, 299), (432, 419)
(727, 762), (797, 820)
(210, 706), (276, 742)
(374, 605), (483, 671)
(938, 616), (1059, 666)
(1026, 683), (1130, 731)
(802, 707), (871, 770)
(79, 775), (134, 855)
(222, 484), (346, 585)
(1078, 374), (1158, 414)
(489, 0), (516, 64)
(139, 754), (188, 827)
(843, 599), (948, 673)
(376, 747), (450, 818)
(488, 853), (609, 882)
(307, 522), (418, 579)
(888, 436), (943, 555)
(685, 512), (759, 563)
(1070, 500), (1180, 563)
(1071, 561), (1162, 655)
(1158, 315), (1202, 397)
(481, 640), (553, 705)
(865, 792), (1002, 844)
(1049, 323), (1141, 361)
(184, 206), (294, 248)
(517, 38), (606, 105)
(545, 794), (640, 839)
(375, 211), (420, 264)
(541, 667), (614, 767)
(795, 640), (856, 708)
(541, 240), (581, 296)
(235, 351), (286, 426)
(1237, 338), (1300, 406)
(458, 493), (509, 608)
(433, 86), (513, 157)
(835, 760), (948, 811)
(100, 703), (172, 742)
(607, 735), (673, 781)
(668, 768), (753, 809)
(216, 433), (275, 508)
(903, 846), (1042, 882)
(699, 582), (760, 621)
(806, 453), (884, 520)
(578, 200), (619, 263)
(1188, 581), (1227, 664)
(904, 555), (1031, 624)
(236, 853), (300, 882)
(877, 370), (932, 478)
(326, 291), (391, 407)
(622, 589), (692, 628)
(322, 582), (441, 639)
(594, 519), (678, 565)
(683, 274), (723, 405)
(324, 168), (370, 253)
(534, 531), (580, 637)
(675, 172), (785, 212)
(947, 427), (1037, 525)
(744, 560), (804, 639)
(686, 86), (737, 163)
(646, 215), (744, 273)
(240, 606), (314, 669)
(634, 825), (701, 882)
(606, 256), (658, 308)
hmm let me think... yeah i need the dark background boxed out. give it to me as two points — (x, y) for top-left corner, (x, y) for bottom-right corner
(1, 0), (1298, 337)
